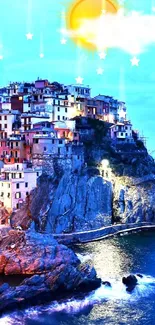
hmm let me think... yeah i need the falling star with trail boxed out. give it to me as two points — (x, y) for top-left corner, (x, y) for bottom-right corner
(26, 0), (33, 39)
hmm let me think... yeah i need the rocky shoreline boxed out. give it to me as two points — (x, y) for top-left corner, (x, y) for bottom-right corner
(0, 229), (101, 314)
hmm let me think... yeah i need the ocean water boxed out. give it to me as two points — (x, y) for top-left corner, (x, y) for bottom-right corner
(0, 230), (155, 325)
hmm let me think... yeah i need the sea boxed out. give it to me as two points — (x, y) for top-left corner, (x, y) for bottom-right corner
(0, 230), (155, 325)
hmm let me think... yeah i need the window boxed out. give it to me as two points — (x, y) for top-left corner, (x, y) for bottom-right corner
(57, 107), (60, 111)
(4, 124), (7, 128)
(65, 107), (67, 113)
(0, 116), (1, 120)
(52, 139), (55, 144)
(16, 183), (20, 189)
(126, 133), (128, 136)
(34, 138), (39, 144)
(16, 142), (18, 147)
(15, 192), (21, 199)
(19, 173), (22, 178)
(25, 182), (28, 188)
(44, 147), (47, 151)
(8, 184), (10, 188)
(57, 115), (60, 120)
(7, 193), (10, 198)
(37, 172), (39, 177)
(16, 203), (19, 209)
(121, 132), (123, 136)
(26, 192), (29, 196)
(63, 116), (65, 120)
(59, 140), (62, 144)
(4, 116), (7, 120)
(1, 192), (4, 197)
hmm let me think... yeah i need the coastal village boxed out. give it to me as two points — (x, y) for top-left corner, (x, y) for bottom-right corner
(0, 78), (142, 222)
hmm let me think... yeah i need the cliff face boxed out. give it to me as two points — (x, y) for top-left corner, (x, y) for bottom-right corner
(46, 171), (112, 233)
(113, 176), (155, 224)
(9, 119), (155, 234)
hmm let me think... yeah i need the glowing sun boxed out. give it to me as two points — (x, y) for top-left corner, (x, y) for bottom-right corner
(67, 0), (120, 50)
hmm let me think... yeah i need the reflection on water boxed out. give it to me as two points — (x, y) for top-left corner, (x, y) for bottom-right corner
(0, 231), (155, 325)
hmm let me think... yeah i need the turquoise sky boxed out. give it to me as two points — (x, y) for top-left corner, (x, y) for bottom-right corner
(0, 0), (155, 154)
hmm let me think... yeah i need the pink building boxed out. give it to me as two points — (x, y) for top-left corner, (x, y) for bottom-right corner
(0, 163), (41, 211)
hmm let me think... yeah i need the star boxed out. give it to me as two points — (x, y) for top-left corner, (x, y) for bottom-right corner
(26, 33), (33, 40)
(40, 53), (44, 58)
(60, 38), (67, 45)
(75, 76), (83, 84)
(0, 55), (3, 60)
(97, 68), (104, 75)
(99, 51), (107, 60)
(130, 56), (140, 66)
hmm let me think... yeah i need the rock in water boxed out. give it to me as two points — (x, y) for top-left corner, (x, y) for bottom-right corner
(122, 275), (138, 286)
(122, 275), (138, 293)
(102, 281), (111, 287)
(137, 273), (143, 278)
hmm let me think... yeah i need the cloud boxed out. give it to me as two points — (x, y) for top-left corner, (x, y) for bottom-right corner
(66, 11), (155, 54)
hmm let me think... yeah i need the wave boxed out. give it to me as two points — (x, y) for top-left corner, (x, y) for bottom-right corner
(0, 274), (155, 325)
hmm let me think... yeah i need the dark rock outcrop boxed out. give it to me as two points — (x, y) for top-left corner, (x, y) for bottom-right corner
(122, 275), (138, 292)
(0, 267), (101, 314)
(137, 273), (143, 279)
(102, 281), (111, 287)
(0, 229), (101, 313)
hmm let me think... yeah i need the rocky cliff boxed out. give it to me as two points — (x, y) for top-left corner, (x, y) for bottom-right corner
(9, 119), (155, 234)
(45, 171), (112, 233)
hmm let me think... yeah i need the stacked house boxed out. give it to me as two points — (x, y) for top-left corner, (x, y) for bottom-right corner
(0, 78), (138, 215)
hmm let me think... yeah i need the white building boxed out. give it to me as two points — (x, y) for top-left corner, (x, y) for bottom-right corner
(110, 121), (134, 143)
(65, 84), (91, 99)
(0, 163), (42, 211)
(21, 113), (51, 131)
(0, 110), (21, 140)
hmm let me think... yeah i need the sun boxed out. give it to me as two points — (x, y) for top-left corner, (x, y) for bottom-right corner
(67, 0), (120, 50)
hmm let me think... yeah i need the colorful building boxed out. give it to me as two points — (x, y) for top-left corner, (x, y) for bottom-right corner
(0, 163), (41, 211)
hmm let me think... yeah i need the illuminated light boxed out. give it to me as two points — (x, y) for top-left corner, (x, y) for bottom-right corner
(130, 56), (140, 66)
(102, 159), (109, 167)
(26, 33), (33, 40)
(19, 97), (23, 101)
(97, 67), (104, 74)
(75, 76), (84, 84)
(60, 38), (67, 44)
(40, 53), (44, 58)
(0, 55), (3, 60)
